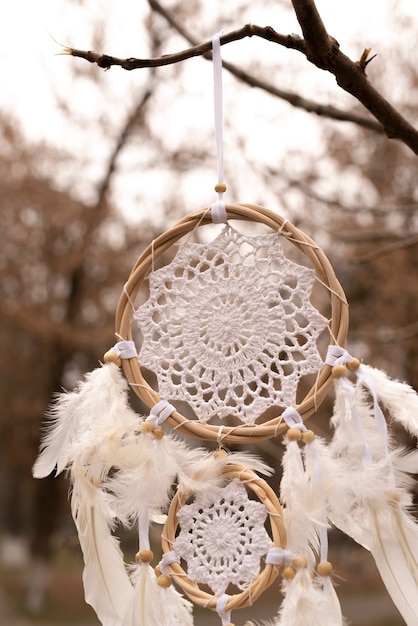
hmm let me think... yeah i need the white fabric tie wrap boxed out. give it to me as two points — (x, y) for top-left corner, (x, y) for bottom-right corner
(216, 593), (231, 626)
(212, 199), (227, 224)
(113, 340), (138, 359)
(282, 406), (306, 431)
(266, 547), (294, 566)
(145, 400), (175, 426)
(158, 551), (179, 576)
(210, 31), (227, 225)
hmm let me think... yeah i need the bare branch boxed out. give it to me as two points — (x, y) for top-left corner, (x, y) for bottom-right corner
(353, 233), (418, 263)
(290, 0), (418, 154)
(63, 0), (418, 151)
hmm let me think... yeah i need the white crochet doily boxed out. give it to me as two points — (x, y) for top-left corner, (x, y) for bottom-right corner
(173, 480), (272, 596)
(135, 225), (328, 424)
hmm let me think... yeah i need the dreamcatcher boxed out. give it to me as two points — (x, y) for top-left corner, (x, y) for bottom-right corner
(33, 33), (418, 626)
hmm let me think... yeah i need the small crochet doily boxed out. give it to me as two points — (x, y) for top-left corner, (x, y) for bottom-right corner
(161, 462), (286, 612)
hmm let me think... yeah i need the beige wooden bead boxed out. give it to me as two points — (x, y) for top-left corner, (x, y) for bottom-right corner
(103, 350), (122, 367)
(282, 566), (296, 579)
(301, 429), (315, 444)
(153, 427), (165, 440)
(154, 565), (162, 577)
(215, 182), (227, 193)
(135, 550), (154, 563)
(89, 476), (101, 487)
(157, 574), (172, 588)
(332, 364), (347, 378)
(214, 449), (228, 459)
(141, 421), (155, 433)
(292, 554), (308, 569)
(287, 427), (302, 441)
(317, 561), (333, 577)
(347, 358), (361, 372)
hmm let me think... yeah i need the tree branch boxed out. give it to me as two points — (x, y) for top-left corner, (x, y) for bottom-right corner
(63, 0), (418, 151)
(290, 0), (418, 153)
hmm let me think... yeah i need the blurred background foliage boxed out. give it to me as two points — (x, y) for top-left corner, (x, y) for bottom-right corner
(1, 0), (417, 624)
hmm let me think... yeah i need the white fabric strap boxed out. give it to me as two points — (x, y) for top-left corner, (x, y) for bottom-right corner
(159, 551), (179, 576)
(282, 406), (306, 431)
(266, 547), (294, 565)
(146, 400), (175, 425)
(216, 593), (231, 626)
(210, 31), (227, 225)
(138, 505), (150, 551)
(325, 344), (352, 366)
(212, 199), (227, 224)
(113, 340), (137, 359)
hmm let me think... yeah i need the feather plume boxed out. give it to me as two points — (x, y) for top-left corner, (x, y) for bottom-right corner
(122, 563), (193, 626)
(277, 435), (344, 626)
(358, 364), (418, 437)
(280, 440), (319, 557)
(71, 469), (133, 625)
(276, 570), (344, 626)
(326, 377), (418, 625)
(33, 363), (138, 478)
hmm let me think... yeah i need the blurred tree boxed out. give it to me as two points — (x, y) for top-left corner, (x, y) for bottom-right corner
(0, 99), (157, 609)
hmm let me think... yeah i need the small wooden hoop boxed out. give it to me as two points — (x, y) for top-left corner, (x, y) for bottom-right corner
(161, 462), (286, 613)
(115, 203), (349, 444)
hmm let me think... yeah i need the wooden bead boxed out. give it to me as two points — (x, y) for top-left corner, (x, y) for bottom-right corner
(157, 574), (172, 587)
(347, 358), (361, 372)
(153, 427), (165, 440)
(214, 182), (227, 193)
(282, 566), (296, 579)
(135, 550), (154, 563)
(154, 566), (162, 577)
(89, 476), (101, 487)
(287, 427), (302, 441)
(292, 555), (308, 569)
(301, 430), (315, 444)
(332, 364), (347, 378)
(317, 561), (333, 577)
(103, 350), (122, 367)
(214, 449), (228, 459)
(141, 421), (155, 433)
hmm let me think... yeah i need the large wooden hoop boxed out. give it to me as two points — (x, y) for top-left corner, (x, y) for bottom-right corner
(115, 203), (349, 444)
(161, 462), (286, 613)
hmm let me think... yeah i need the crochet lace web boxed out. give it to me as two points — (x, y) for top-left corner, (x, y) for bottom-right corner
(174, 480), (272, 595)
(135, 225), (328, 424)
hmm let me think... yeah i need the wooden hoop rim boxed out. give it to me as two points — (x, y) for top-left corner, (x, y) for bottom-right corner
(115, 203), (349, 444)
(161, 462), (286, 613)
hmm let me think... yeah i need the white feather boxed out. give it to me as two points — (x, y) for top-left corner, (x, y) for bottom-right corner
(71, 469), (133, 625)
(104, 432), (179, 529)
(177, 449), (273, 496)
(280, 440), (318, 557)
(276, 437), (344, 626)
(122, 563), (193, 626)
(273, 571), (345, 626)
(359, 364), (418, 437)
(33, 363), (139, 478)
(327, 378), (418, 625)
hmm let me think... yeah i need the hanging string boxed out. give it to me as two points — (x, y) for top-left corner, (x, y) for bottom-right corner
(211, 31), (228, 224)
